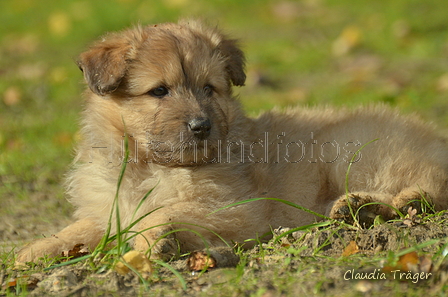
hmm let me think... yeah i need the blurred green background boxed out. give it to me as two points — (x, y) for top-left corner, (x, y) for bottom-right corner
(1, 0), (448, 241)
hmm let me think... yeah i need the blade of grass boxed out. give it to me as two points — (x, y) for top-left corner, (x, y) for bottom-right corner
(44, 254), (93, 271)
(417, 185), (436, 213)
(273, 221), (333, 243)
(130, 184), (159, 224)
(395, 239), (440, 257)
(356, 201), (404, 218)
(114, 127), (131, 257)
(344, 138), (379, 227)
(207, 197), (331, 221)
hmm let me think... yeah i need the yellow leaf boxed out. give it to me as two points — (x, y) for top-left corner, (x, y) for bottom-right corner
(114, 251), (152, 276)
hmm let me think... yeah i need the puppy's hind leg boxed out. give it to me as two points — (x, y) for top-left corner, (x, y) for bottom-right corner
(328, 192), (394, 227)
(392, 187), (436, 216)
(328, 187), (441, 228)
(16, 218), (104, 264)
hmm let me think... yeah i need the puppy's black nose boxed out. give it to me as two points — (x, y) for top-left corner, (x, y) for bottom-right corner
(188, 117), (211, 140)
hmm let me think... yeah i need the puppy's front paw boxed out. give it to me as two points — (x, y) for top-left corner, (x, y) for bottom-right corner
(134, 228), (179, 261)
(329, 193), (380, 227)
(15, 237), (65, 264)
(150, 236), (179, 261)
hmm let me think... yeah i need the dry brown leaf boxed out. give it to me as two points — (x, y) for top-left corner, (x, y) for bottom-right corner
(383, 251), (429, 273)
(187, 247), (239, 271)
(188, 251), (217, 271)
(61, 243), (89, 260)
(342, 241), (359, 257)
(3, 276), (39, 292)
(6, 279), (17, 288)
(398, 251), (419, 271)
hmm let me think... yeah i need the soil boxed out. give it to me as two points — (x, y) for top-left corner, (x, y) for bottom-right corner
(1, 212), (447, 296)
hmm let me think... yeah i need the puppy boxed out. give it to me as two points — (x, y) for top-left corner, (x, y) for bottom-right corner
(17, 20), (448, 262)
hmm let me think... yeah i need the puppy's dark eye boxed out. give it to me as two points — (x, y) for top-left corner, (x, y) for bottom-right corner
(149, 86), (169, 98)
(204, 85), (214, 97)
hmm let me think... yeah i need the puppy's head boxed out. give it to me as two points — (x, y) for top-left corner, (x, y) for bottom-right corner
(77, 20), (246, 166)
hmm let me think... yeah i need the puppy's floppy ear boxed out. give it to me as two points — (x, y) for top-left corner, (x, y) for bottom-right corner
(77, 36), (132, 96)
(218, 38), (246, 86)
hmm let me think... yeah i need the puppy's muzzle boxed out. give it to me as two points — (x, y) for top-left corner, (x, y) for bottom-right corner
(188, 117), (211, 140)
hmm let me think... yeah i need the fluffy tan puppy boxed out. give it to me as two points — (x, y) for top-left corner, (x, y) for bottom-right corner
(17, 20), (448, 262)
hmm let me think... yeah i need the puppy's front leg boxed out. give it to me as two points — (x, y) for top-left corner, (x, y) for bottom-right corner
(16, 218), (104, 264)
(133, 203), (225, 260)
(133, 212), (179, 261)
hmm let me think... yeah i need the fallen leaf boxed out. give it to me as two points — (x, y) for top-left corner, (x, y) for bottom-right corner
(114, 251), (152, 276)
(61, 243), (89, 260)
(342, 241), (359, 257)
(7, 279), (17, 288)
(398, 251), (419, 271)
(187, 247), (240, 272)
(383, 251), (427, 273)
(3, 276), (39, 292)
(188, 251), (217, 271)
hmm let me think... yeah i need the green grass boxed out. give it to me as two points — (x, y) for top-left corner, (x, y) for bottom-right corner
(2, 0), (448, 296)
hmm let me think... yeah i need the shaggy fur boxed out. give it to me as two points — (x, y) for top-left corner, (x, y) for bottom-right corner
(17, 20), (448, 262)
